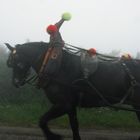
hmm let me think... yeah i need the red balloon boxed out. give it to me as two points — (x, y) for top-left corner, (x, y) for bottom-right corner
(46, 25), (58, 34)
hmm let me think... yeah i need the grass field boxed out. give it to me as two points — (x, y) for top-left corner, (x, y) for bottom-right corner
(0, 101), (140, 130)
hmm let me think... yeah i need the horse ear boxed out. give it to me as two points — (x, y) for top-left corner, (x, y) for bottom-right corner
(5, 43), (14, 51)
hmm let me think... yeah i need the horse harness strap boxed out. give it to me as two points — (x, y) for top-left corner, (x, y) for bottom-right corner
(118, 62), (140, 105)
(73, 61), (140, 112)
(80, 79), (140, 112)
(121, 62), (137, 87)
(39, 47), (54, 75)
(39, 45), (63, 75)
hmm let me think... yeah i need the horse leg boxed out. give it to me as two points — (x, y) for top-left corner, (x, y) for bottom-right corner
(39, 105), (66, 140)
(68, 108), (81, 140)
(134, 106), (140, 122)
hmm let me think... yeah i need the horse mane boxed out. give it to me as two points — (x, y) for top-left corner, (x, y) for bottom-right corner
(15, 42), (48, 53)
(14, 42), (49, 61)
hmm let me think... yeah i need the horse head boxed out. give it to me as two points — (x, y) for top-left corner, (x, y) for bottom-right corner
(6, 43), (31, 88)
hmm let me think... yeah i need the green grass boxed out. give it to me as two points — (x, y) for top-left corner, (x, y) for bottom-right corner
(0, 103), (47, 127)
(0, 103), (140, 130)
(77, 108), (140, 130)
(50, 108), (140, 131)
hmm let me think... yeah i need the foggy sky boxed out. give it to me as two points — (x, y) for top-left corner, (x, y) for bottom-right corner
(0, 0), (140, 56)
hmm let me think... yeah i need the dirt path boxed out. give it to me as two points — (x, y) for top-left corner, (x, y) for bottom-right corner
(0, 126), (139, 140)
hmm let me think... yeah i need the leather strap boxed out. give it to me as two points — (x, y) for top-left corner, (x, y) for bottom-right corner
(39, 47), (54, 75)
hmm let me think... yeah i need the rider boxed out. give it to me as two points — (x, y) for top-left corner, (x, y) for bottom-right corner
(38, 13), (71, 87)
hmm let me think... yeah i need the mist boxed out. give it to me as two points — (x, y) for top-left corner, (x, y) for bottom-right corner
(0, 0), (140, 57)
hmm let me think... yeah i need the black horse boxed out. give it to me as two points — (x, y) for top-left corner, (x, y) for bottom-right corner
(6, 42), (140, 140)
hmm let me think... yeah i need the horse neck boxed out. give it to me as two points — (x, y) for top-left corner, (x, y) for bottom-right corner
(20, 42), (48, 73)
(23, 43), (82, 78)
(32, 44), (49, 73)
